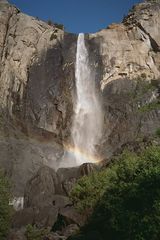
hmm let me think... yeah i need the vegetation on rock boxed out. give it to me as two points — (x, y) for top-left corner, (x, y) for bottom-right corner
(126, 78), (160, 113)
(155, 128), (160, 138)
(47, 19), (64, 30)
(127, 78), (156, 100)
(25, 225), (49, 240)
(70, 146), (160, 240)
(138, 101), (160, 113)
(0, 170), (12, 240)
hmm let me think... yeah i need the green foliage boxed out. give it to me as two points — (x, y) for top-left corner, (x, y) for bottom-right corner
(127, 79), (156, 100)
(54, 23), (64, 30)
(134, 79), (156, 97)
(70, 151), (139, 213)
(0, 171), (12, 240)
(155, 128), (160, 137)
(47, 19), (54, 26)
(138, 101), (160, 113)
(70, 146), (160, 240)
(47, 19), (64, 30)
(70, 165), (119, 213)
(25, 225), (49, 240)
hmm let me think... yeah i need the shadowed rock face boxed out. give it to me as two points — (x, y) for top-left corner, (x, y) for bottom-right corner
(0, 1), (77, 194)
(100, 78), (160, 159)
(0, 1), (160, 195)
(9, 163), (96, 233)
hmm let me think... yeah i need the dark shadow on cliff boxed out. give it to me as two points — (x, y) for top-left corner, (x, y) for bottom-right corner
(0, 33), (78, 195)
(97, 77), (160, 159)
(13, 32), (77, 143)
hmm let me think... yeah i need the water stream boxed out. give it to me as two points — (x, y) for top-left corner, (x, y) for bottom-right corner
(71, 33), (102, 165)
(60, 33), (102, 167)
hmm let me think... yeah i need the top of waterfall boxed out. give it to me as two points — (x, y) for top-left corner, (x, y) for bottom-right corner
(78, 33), (84, 38)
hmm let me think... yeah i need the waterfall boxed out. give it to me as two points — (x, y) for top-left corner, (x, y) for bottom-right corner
(71, 33), (102, 165)
(59, 33), (102, 168)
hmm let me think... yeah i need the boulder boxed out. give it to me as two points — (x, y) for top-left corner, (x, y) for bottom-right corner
(7, 228), (27, 240)
(45, 232), (66, 240)
(59, 206), (85, 226)
(78, 163), (98, 176)
(58, 163), (98, 195)
(61, 224), (79, 238)
(62, 178), (77, 196)
(24, 166), (62, 208)
(34, 205), (58, 228)
(52, 195), (72, 208)
(11, 207), (34, 229)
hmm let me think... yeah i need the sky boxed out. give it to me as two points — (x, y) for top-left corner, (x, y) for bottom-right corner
(9, 0), (142, 34)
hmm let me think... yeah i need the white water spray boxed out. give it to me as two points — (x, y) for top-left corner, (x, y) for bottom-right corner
(9, 197), (24, 211)
(71, 33), (102, 165)
(59, 33), (102, 168)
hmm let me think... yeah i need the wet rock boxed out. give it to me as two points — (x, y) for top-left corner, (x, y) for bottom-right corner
(78, 163), (98, 176)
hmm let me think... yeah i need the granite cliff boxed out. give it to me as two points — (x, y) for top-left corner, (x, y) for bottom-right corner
(0, 0), (160, 239)
(0, 0), (160, 199)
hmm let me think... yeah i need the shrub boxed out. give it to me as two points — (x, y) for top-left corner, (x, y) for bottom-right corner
(127, 79), (156, 100)
(155, 128), (160, 137)
(47, 19), (54, 26)
(138, 101), (160, 113)
(70, 166), (114, 213)
(54, 23), (64, 30)
(47, 19), (64, 30)
(70, 146), (160, 240)
(0, 170), (12, 239)
(135, 79), (156, 96)
(25, 225), (49, 240)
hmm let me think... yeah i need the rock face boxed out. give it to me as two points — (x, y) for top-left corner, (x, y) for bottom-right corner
(88, 2), (160, 159)
(0, 0), (160, 197)
(0, 0), (76, 195)
(93, 3), (160, 88)
(10, 164), (92, 239)
(24, 166), (62, 208)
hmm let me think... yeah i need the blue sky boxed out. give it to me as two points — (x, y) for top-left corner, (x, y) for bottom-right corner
(9, 0), (142, 33)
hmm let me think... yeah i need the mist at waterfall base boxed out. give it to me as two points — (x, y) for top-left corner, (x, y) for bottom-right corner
(59, 33), (103, 168)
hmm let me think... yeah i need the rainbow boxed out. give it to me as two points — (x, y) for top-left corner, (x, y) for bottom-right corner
(63, 143), (102, 164)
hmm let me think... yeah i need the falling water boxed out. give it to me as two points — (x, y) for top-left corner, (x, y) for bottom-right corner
(70, 33), (102, 165)
(58, 33), (102, 168)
